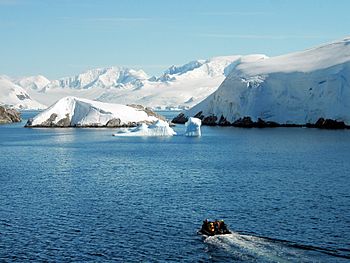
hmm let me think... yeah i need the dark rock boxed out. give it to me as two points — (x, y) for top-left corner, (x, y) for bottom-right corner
(232, 117), (255, 128)
(202, 115), (218, 126)
(41, 113), (58, 127)
(26, 118), (33, 126)
(0, 106), (21, 124)
(172, 113), (188, 124)
(127, 104), (166, 121)
(56, 114), (71, 127)
(218, 115), (231, 126)
(16, 94), (30, 101)
(256, 118), (279, 128)
(194, 111), (204, 120)
(106, 118), (121, 127)
(314, 118), (346, 129)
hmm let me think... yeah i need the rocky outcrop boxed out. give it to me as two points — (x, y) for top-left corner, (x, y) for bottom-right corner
(127, 104), (166, 121)
(106, 118), (121, 127)
(0, 106), (21, 124)
(172, 113), (188, 124)
(307, 118), (347, 129)
(202, 115), (218, 126)
(173, 111), (350, 129)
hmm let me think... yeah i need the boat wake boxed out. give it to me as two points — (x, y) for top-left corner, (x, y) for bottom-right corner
(203, 231), (350, 262)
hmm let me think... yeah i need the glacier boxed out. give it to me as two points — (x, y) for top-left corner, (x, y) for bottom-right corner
(174, 37), (350, 128)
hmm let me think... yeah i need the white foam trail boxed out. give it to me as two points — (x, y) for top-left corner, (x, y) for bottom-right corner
(204, 232), (293, 262)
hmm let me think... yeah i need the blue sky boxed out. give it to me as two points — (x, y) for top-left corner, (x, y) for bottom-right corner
(0, 0), (349, 79)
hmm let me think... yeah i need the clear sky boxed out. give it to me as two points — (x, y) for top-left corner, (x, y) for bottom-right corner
(0, 0), (349, 79)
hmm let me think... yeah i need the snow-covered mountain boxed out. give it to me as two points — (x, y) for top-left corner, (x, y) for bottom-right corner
(26, 96), (163, 127)
(14, 75), (50, 91)
(44, 67), (148, 90)
(0, 76), (46, 110)
(177, 37), (350, 127)
(15, 55), (266, 110)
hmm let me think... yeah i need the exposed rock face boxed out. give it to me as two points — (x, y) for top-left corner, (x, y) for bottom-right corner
(172, 113), (188, 124)
(127, 104), (166, 121)
(174, 112), (350, 129)
(56, 114), (71, 127)
(202, 115), (218, 126)
(39, 113), (59, 127)
(218, 115), (231, 126)
(0, 106), (21, 124)
(106, 118), (121, 127)
(312, 118), (347, 129)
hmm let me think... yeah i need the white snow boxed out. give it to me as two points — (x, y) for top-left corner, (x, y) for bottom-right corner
(185, 117), (202, 136)
(29, 96), (159, 127)
(185, 37), (350, 125)
(14, 75), (50, 91)
(0, 76), (46, 110)
(112, 120), (176, 136)
(12, 55), (266, 110)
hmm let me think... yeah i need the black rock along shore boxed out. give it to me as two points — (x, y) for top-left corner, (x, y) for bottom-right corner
(172, 112), (349, 129)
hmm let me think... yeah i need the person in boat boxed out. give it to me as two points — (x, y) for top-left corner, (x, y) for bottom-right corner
(201, 219), (229, 235)
(214, 220), (219, 233)
(202, 219), (208, 232)
(219, 220), (229, 234)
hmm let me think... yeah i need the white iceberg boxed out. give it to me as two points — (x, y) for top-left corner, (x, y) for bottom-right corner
(113, 120), (176, 137)
(185, 117), (201, 136)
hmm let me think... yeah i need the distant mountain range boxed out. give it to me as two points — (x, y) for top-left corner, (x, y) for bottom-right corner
(2, 36), (350, 129)
(0, 76), (46, 110)
(1, 55), (266, 110)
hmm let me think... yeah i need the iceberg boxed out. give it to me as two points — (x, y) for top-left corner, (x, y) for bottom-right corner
(113, 120), (176, 137)
(185, 117), (201, 137)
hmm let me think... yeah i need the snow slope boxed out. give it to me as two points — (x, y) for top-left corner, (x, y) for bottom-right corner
(14, 75), (50, 91)
(26, 96), (161, 127)
(0, 76), (46, 110)
(17, 55), (266, 109)
(183, 37), (350, 126)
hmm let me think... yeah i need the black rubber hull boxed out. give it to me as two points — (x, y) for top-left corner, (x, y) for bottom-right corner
(199, 228), (231, 236)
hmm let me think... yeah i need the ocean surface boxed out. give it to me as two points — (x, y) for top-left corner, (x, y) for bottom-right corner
(0, 111), (349, 262)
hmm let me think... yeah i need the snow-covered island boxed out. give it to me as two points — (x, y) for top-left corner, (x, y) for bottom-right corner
(25, 96), (166, 128)
(173, 37), (350, 129)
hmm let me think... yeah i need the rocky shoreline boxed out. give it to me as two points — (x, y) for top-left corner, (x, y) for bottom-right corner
(0, 106), (21, 124)
(172, 112), (350, 129)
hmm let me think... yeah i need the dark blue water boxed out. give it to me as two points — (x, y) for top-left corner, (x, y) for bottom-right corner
(0, 111), (349, 262)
